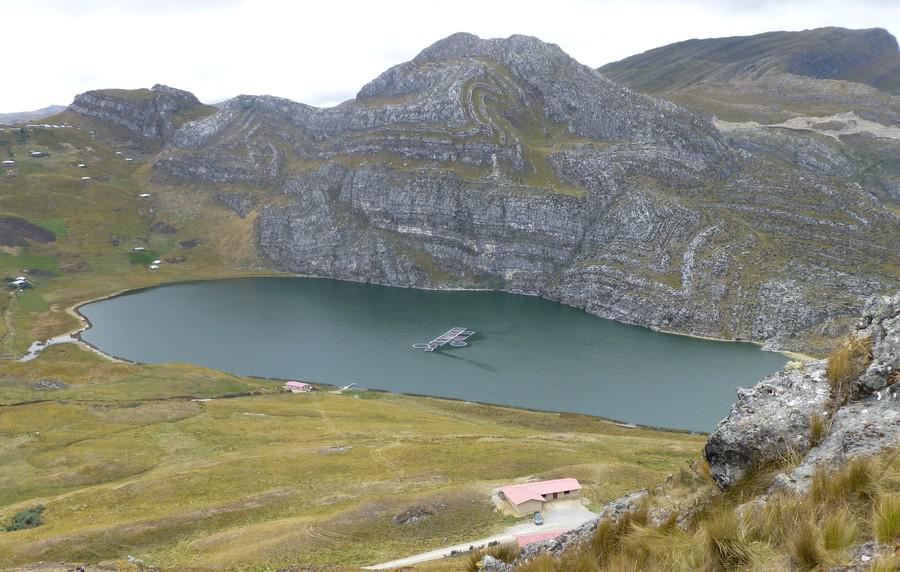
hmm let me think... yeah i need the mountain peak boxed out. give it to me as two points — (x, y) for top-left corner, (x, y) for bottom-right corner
(412, 32), (569, 66)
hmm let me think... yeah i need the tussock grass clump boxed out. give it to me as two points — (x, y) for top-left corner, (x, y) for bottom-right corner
(4, 505), (44, 531)
(821, 508), (857, 551)
(746, 495), (805, 545)
(702, 512), (752, 570)
(870, 554), (900, 572)
(826, 335), (872, 405)
(466, 542), (521, 571)
(808, 413), (828, 447)
(810, 457), (878, 508)
(789, 520), (824, 571)
(558, 547), (602, 571)
(588, 507), (648, 564)
(874, 493), (900, 543)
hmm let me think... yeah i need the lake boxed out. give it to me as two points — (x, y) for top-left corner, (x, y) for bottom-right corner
(79, 277), (787, 432)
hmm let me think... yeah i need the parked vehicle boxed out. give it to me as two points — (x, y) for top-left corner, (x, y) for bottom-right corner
(533, 511), (543, 526)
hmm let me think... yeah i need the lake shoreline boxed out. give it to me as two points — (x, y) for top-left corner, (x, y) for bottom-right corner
(73, 275), (790, 432)
(43, 273), (804, 362)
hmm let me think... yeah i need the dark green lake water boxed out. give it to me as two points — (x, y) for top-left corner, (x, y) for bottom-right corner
(79, 277), (787, 431)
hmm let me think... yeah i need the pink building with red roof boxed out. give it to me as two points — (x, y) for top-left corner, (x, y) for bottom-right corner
(499, 478), (582, 515)
(284, 381), (312, 393)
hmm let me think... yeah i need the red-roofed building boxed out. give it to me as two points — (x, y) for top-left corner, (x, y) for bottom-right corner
(499, 478), (582, 515)
(284, 381), (312, 393)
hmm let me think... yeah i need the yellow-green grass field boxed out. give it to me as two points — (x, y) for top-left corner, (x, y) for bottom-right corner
(0, 345), (703, 570)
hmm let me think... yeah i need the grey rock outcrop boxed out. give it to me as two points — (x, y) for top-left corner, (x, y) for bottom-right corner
(69, 84), (209, 143)
(705, 292), (900, 490)
(704, 361), (831, 489)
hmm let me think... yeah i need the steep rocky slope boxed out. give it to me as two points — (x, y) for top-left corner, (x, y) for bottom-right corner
(67, 32), (900, 354)
(599, 27), (900, 207)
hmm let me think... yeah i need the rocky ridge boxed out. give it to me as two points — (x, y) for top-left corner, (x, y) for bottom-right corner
(68, 32), (900, 354)
(69, 84), (213, 145)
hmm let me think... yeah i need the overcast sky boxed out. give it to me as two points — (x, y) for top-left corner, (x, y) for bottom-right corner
(2, 0), (898, 112)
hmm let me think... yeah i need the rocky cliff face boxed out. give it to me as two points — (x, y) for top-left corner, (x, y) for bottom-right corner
(705, 292), (900, 490)
(69, 84), (212, 144)
(67, 32), (900, 354)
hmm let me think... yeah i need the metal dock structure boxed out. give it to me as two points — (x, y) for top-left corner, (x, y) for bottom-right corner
(412, 327), (476, 352)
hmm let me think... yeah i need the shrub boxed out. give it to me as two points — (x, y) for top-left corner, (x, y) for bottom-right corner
(821, 508), (857, 551)
(826, 336), (872, 405)
(702, 512), (752, 571)
(789, 520), (824, 570)
(874, 493), (900, 543)
(808, 414), (828, 447)
(4, 505), (44, 531)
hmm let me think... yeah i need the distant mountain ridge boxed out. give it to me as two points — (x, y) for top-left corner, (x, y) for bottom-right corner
(57, 31), (900, 354)
(599, 26), (900, 96)
(0, 105), (66, 124)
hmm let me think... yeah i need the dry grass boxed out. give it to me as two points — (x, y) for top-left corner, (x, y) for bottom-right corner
(808, 413), (828, 447)
(870, 554), (900, 572)
(825, 335), (872, 406)
(821, 508), (857, 551)
(874, 494), (900, 543)
(467, 543), (521, 571)
(702, 512), (752, 571)
(513, 452), (900, 572)
(789, 520), (824, 570)
(810, 456), (879, 509)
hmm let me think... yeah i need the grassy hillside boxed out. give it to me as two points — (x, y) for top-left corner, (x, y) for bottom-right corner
(0, 344), (703, 570)
(0, 114), (276, 358)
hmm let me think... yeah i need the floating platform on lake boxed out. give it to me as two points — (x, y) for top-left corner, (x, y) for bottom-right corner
(412, 327), (476, 352)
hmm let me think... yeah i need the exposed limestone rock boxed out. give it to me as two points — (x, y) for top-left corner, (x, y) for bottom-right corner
(69, 84), (209, 143)
(706, 292), (900, 490)
(704, 361), (831, 488)
(857, 293), (900, 394)
(215, 191), (257, 218)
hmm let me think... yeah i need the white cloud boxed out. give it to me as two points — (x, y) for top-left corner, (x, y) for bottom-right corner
(1, 0), (897, 112)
